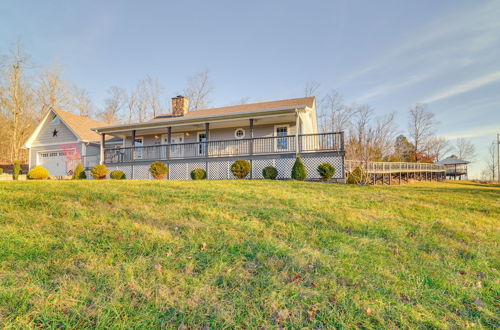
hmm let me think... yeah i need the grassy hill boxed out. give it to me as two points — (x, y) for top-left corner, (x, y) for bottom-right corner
(0, 180), (498, 328)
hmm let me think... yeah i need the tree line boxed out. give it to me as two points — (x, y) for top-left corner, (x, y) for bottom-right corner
(0, 43), (214, 163)
(305, 81), (478, 166)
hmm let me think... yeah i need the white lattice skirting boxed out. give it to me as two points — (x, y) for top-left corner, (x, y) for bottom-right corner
(105, 153), (344, 180)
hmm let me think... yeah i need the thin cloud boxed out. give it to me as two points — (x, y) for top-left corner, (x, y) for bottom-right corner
(422, 71), (500, 103)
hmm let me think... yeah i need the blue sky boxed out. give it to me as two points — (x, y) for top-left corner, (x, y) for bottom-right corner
(1, 0), (499, 177)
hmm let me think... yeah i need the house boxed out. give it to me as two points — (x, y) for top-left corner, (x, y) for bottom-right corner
(22, 108), (121, 176)
(436, 157), (470, 180)
(24, 96), (345, 180)
(92, 96), (345, 180)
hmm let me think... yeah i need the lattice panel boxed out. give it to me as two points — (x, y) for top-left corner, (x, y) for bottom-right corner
(208, 160), (231, 180)
(132, 164), (150, 179)
(169, 163), (189, 180)
(301, 155), (344, 179)
(251, 159), (276, 179)
(275, 158), (295, 179)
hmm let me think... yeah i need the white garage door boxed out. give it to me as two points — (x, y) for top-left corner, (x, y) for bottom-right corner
(38, 151), (69, 176)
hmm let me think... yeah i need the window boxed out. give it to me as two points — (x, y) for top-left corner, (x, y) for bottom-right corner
(234, 128), (245, 139)
(198, 132), (207, 155)
(51, 116), (61, 124)
(134, 138), (143, 159)
(275, 126), (289, 150)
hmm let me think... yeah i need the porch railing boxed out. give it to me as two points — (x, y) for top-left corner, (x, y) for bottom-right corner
(104, 132), (344, 164)
(344, 160), (446, 174)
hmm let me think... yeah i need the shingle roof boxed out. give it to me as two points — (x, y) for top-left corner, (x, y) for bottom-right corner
(150, 96), (315, 122)
(53, 108), (110, 142)
(436, 157), (470, 165)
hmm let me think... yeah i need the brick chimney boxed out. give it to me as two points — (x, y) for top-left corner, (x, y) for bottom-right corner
(172, 95), (189, 116)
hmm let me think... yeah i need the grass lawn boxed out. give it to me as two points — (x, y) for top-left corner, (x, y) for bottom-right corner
(0, 180), (498, 328)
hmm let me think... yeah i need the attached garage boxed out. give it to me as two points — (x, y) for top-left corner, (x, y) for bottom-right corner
(37, 151), (70, 177)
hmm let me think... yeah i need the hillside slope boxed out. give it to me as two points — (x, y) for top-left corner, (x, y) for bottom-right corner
(0, 181), (498, 328)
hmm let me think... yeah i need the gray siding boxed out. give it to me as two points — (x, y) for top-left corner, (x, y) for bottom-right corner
(126, 123), (296, 147)
(32, 112), (78, 146)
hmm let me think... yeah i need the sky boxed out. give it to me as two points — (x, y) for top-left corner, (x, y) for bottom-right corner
(1, 0), (499, 178)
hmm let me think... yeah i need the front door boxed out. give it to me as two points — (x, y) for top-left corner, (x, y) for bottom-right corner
(275, 126), (289, 151)
(134, 138), (143, 160)
(170, 133), (184, 158)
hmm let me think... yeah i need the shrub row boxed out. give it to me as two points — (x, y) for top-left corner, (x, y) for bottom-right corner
(22, 157), (339, 182)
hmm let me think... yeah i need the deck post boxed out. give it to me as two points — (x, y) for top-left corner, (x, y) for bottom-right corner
(132, 130), (136, 160)
(295, 112), (300, 155)
(249, 119), (254, 179)
(205, 123), (210, 178)
(166, 127), (172, 160)
(99, 133), (105, 165)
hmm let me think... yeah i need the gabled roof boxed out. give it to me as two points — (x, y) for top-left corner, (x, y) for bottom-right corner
(436, 157), (470, 165)
(52, 108), (110, 142)
(150, 97), (315, 122)
(23, 108), (111, 148)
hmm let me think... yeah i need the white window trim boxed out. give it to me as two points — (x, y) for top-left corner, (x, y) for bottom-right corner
(273, 124), (290, 151)
(134, 137), (143, 159)
(273, 124), (290, 136)
(234, 128), (246, 139)
(197, 131), (207, 155)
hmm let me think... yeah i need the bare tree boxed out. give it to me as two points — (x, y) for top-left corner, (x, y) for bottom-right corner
(407, 104), (436, 161)
(98, 86), (125, 124)
(455, 137), (476, 160)
(304, 80), (320, 97)
(126, 89), (138, 123)
(484, 141), (497, 182)
(318, 90), (356, 133)
(0, 42), (36, 162)
(183, 69), (214, 110)
(145, 75), (163, 118)
(135, 79), (150, 122)
(428, 136), (452, 161)
(36, 61), (73, 116)
(73, 87), (93, 117)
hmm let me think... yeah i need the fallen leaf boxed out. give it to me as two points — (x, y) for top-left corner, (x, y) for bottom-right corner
(202, 242), (207, 251)
(311, 282), (318, 287)
(154, 264), (163, 271)
(366, 307), (373, 315)
(474, 298), (485, 307)
(477, 272), (486, 279)
(291, 274), (303, 283)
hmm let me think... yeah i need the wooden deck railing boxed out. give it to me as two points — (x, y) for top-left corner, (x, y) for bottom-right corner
(345, 160), (446, 174)
(104, 132), (344, 164)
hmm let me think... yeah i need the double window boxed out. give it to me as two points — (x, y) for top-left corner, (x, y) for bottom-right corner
(275, 126), (289, 150)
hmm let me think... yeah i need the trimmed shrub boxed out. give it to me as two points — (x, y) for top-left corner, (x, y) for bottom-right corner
(190, 168), (207, 180)
(110, 170), (126, 180)
(149, 161), (168, 179)
(291, 156), (307, 180)
(347, 166), (369, 184)
(262, 166), (278, 180)
(72, 163), (87, 180)
(13, 160), (21, 180)
(230, 160), (251, 179)
(91, 164), (108, 180)
(317, 162), (336, 181)
(27, 166), (50, 180)
(0, 168), (3, 175)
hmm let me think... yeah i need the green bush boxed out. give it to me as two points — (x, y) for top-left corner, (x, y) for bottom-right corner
(230, 160), (251, 179)
(0, 168), (3, 175)
(347, 166), (369, 184)
(27, 166), (50, 180)
(262, 166), (278, 180)
(13, 160), (21, 180)
(110, 170), (126, 180)
(72, 163), (87, 180)
(190, 168), (207, 180)
(291, 156), (307, 180)
(149, 161), (168, 179)
(91, 164), (108, 180)
(317, 162), (336, 181)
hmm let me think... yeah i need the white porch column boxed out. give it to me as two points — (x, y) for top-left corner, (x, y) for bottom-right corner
(295, 110), (300, 155)
(99, 133), (105, 165)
